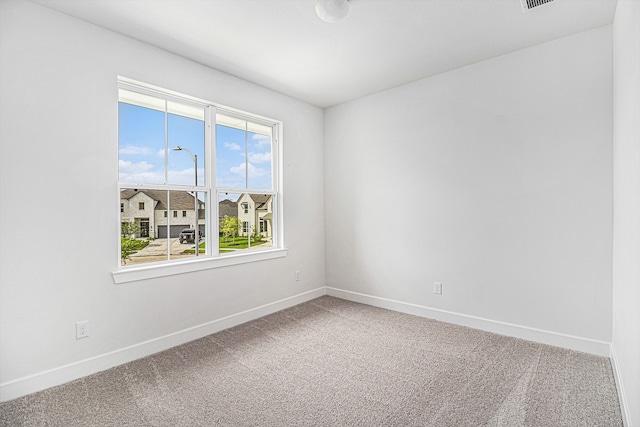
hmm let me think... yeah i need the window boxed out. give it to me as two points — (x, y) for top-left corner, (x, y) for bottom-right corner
(116, 78), (283, 279)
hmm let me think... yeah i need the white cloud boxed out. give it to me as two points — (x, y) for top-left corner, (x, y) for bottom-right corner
(247, 152), (271, 164)
(167, 168), (205, 186)
(230, 162), (267, 178)
(119, 159), (154, 173)
(252, 134), (271, 147)
(119, 145), (152, 155)
(118, 160), (162, 183)
(157, 148), (167, 157)
(224, 142), (242, 151)
(119, 171), (164, 184)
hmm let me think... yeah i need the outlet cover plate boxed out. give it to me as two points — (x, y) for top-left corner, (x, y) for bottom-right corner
(434, 282), (442, 295)
(76, 321), (89, 339)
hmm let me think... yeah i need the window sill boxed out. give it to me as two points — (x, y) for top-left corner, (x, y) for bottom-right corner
(112, 248), (288, 284)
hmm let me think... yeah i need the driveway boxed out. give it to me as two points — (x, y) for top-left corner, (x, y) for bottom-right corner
(126, 238), (198, 264)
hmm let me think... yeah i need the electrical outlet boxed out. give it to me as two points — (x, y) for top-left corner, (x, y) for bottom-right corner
(76, 321), (89, 339)
(295, 271), (300, 281)
(434, 282), (442, 295)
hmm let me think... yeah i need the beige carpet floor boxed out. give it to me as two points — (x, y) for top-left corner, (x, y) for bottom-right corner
(0, 296), (623, 426)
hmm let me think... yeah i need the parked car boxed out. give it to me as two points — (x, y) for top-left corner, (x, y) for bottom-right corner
(179, 228), (203, 243)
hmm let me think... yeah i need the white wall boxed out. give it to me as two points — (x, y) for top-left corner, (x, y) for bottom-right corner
(325, 27), (613, 350)
(612, 1), (640, 425)
(0, 0), (325, 400)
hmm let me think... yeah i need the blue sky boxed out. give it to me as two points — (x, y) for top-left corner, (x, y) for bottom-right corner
(118, 102), (272, 191)
(216, 125), (272, 191)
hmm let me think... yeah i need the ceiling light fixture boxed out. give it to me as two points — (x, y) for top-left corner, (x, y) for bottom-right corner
(315, 0), (350, 23)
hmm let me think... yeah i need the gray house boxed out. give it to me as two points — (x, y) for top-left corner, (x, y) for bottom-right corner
(218, 198), (238, 222)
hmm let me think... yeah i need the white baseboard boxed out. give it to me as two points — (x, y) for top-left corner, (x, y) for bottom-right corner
(610, 344), (631, 427)
(326, 287), (611, 357)
(0, 287), (326, 403)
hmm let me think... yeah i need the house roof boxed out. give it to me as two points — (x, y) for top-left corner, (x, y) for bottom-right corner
(120, 189), (199, 211)
(249, 194), (271, 210)
(219, 199), (237, 218)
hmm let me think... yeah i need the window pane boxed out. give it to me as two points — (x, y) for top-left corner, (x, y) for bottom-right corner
(170, 190), (207, 258)
(120, 188), (168, 266)
(216, 118), (272, 191)
(216, 124), (247, 188)
(218, 193), (245, 254)
(247, 130), (272, 190)
(120, 188), (207, 265)
(118, 102), (166, 185)
(167, 107), (205, 187)
(248, 193), (273, 250)
(218, 192), (273, 254)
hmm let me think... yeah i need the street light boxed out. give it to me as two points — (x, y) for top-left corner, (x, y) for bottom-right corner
(173, 146), (199, 256)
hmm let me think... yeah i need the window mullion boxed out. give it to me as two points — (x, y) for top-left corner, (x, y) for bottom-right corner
(164, 100), (169, 185)
(208, 106), (218, 256)
(164, 101), (171, 261)
(271, 124), (279, 248)
(244, 121), (249, 190)
(166, 190), (171, 262)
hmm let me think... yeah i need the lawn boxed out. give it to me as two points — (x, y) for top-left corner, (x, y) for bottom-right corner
(121, 237), (150, 263)
(219, 236), (263, 249)
(183, 237), (265, 254)
(183, 241), (206, 254)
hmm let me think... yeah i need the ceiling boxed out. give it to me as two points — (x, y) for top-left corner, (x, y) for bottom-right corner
(32, 0), (617, 108)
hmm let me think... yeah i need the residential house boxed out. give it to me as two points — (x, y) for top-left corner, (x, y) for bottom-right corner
(237, 194), (273, 238)
(120, 189), (205, 238)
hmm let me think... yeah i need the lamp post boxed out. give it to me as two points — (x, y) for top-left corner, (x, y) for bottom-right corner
(172, 146), (199, 256)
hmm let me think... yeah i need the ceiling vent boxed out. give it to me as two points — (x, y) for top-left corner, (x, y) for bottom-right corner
(520, 0), (555, 12)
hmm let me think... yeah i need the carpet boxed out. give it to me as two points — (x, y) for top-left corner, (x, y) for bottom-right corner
(0, 296), (623, 426)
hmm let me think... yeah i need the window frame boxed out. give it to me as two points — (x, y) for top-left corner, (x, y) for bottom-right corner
(113, 77), (286, 284)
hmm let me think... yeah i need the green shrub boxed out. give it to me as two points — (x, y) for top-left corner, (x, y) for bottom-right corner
(120, 238), (149, 264)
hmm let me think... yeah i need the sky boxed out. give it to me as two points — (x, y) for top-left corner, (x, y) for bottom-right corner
(118, 102), (273, 196)
(216, 125), (272, 191)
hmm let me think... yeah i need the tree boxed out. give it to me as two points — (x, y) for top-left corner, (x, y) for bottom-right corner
(121, 221), (140, 238)
(251, 225), (263, 242)
(220, 215), (240, 242)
